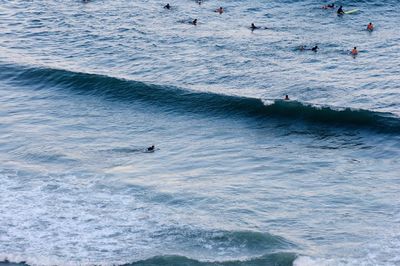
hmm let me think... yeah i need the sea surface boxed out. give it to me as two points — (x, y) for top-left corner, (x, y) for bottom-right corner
(0, 0), (399, 265)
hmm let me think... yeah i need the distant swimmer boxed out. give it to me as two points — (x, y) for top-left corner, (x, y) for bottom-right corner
(284, 95), (290, 100)
(164, 3), (171, 9)
(250, 23), (268, 31)
(82, 0), (90, 2)
(337, 6), (344, 15)
(215, 7), (224, 14)
(147, 145), (155, 152)
(351, 46), (358, 55)
(251, 23), (259, 31)
(367, 22), (374, 31)
(297, 45), (318, 52)
(322, 3), (335, 9)
(192, 19), (197, 25)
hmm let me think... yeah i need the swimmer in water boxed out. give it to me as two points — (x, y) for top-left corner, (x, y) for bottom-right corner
(367, 22), (374, 31)
(147, 145), (155, 151)
(251, 23), (260, 31)
(192, 19), (197, 25)
(351, 46), (358, 55)
(285, 95), (290, 100)
(297, 45), (317, 52)
(337, 6), (344, 15)
(323, 3), (335, 9)
(311, 45), (318, 52)
(164, 3), (170, 9)
(215, 7), (224, 14)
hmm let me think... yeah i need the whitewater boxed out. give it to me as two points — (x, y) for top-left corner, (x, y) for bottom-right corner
(0, 0), (399, 265)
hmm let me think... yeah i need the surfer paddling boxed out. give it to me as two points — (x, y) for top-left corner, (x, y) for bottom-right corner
(297, 45), (318, 52)
(215, 7), (224, 14)
(322, 3), (335, 9)
(147, 145), (155, 152)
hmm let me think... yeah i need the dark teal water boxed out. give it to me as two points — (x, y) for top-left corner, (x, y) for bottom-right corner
(0, 0), (399, 265)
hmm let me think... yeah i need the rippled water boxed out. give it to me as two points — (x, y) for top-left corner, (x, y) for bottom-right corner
(0, 0), (399, 265)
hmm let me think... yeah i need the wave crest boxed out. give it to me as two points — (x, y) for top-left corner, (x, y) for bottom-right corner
(1, 62), (399, 133)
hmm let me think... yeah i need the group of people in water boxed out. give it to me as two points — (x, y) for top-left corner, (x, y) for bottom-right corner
(325, 4), (373, 55)
(162, 2), (374, 56)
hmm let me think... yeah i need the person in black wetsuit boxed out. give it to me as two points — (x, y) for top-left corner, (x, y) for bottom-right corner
(311, 45), (318, 52)
(251, 23), (259, 31)
(337, 6), (344, 15)
(147, 145), (155, 151)
(164, 3), (170, 9)
(192, 19), (197, 25)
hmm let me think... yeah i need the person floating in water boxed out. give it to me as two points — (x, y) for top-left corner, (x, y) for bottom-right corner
(323, 3), (335, 9)
(337, 6), (344, 15)
(147, 145), (155, 151)
(215, 7), (224, 14)
(284, 95), (290, 100)
(192, 19), (197, 25)
(164, 3), (170, 9)
(311, 45), (319, 52)
(351, 47), (358, 55)
(367, 22), (374, 31)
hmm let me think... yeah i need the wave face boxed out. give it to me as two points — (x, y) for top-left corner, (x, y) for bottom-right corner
(125, 253), (296, 266)
(1, 62), (400, 134)
(0, 253), (296, 266)
(0, 228), (295, 266)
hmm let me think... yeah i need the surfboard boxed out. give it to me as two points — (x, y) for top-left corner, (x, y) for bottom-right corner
(344, 9), (359, 14)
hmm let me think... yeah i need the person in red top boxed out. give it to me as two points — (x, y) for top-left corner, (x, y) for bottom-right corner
(367, 22), (374, 31)
(351, 47), (358, 55)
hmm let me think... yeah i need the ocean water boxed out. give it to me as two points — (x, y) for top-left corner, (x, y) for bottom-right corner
(0, 0), (399, 265)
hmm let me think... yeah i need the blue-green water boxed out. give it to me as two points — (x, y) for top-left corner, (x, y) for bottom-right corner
(0, 0), (399, 265)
